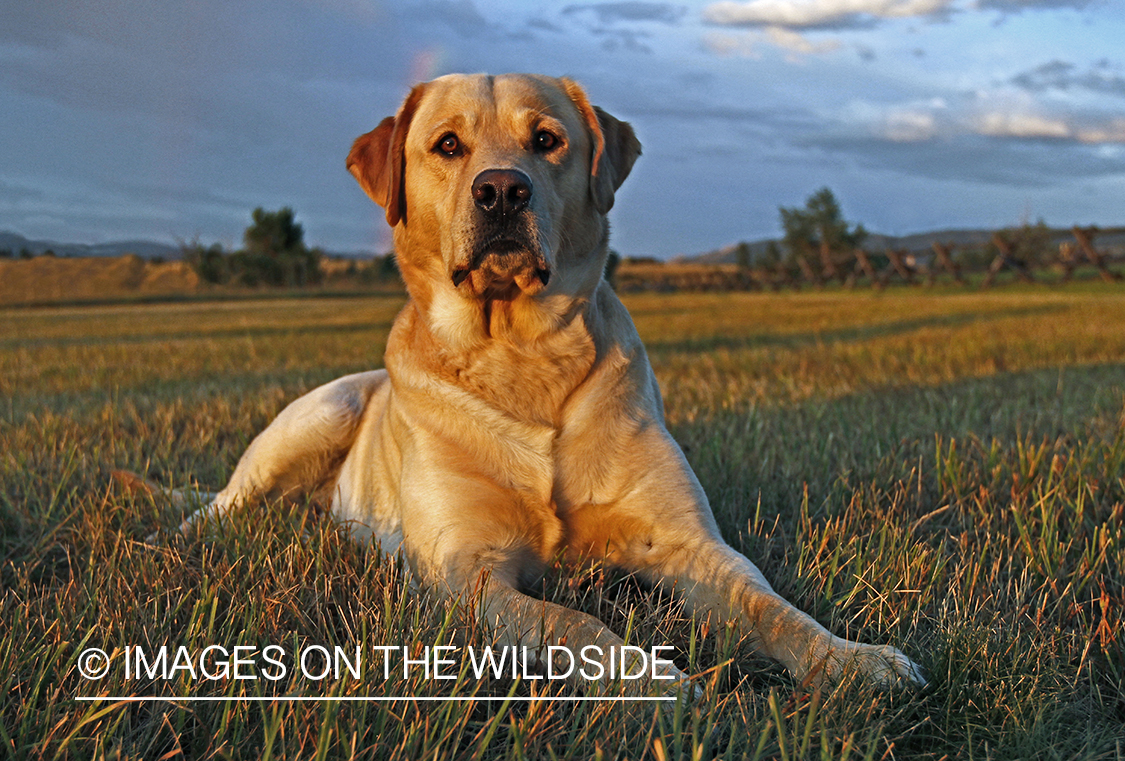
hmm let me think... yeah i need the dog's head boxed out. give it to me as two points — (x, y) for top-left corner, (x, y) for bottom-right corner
(347, 74), (640, 306)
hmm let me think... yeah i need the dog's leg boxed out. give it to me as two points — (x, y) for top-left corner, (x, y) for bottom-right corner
(643, 539), (924, 687)
(397, 469), (694, 698)
(470, 575), (695, 698)
(166, 370), (389, 537)
(571, 430), (925, 688)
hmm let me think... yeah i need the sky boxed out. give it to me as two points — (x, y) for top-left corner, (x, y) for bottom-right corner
(1, 1), (1123, 259)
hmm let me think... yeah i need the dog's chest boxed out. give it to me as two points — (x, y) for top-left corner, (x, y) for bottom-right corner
(456, 326), (596, 429)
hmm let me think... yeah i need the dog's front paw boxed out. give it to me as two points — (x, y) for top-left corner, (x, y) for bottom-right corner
(810, 641), (926, 689)
(850, 644), (926, 687)
(837, 643), (922, 684)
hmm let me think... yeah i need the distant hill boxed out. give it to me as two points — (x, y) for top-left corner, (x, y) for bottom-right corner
(0, 231), (385, 261)
(0, 230), (182, 260)
(0, 253), (200, 305)
(681, 227), (1125, 265)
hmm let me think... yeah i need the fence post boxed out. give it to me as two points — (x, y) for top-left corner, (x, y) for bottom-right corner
(885, 248), (915, 285)
(931, 242), (966, 286)
(1071, 226), (1123, 282)
(986, 233), (1035, 286)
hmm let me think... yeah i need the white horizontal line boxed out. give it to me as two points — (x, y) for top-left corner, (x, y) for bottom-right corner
(76, 696), (675, 703)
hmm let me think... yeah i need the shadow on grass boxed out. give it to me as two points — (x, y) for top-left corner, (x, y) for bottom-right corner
(0, 319), (396, 351)
(645, 304), (1064, 355)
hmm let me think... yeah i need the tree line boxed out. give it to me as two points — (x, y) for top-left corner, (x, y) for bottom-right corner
(732, 187), (1120, 286)
(185, 207), (324, 287)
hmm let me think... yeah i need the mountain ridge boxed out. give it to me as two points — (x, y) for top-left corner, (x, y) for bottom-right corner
(677, 226), (1125, 265)
(5, 226), (1124, 265)
(0, 231), (380, 261)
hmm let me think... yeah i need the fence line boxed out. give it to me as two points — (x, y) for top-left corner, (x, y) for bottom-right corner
(615, 226), (1124, 293)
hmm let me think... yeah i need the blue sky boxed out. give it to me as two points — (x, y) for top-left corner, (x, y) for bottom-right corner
(1, 1), (1122, 258)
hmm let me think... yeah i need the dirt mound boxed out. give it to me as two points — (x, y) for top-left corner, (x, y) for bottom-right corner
(0, 255), (200, 305)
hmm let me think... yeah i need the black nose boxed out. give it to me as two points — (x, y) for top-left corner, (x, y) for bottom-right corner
(472, 169), (533, 217)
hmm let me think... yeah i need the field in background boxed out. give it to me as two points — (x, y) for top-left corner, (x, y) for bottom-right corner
(2, 286), (1123, 759)
(0, 254), (402, 307)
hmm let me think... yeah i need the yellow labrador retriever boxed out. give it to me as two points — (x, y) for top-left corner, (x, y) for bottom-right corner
(142, 73), (923, 694)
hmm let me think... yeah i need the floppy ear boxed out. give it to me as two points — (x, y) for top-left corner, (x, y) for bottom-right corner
(562, 79), (642, 214)
(346, 84), (426, 227)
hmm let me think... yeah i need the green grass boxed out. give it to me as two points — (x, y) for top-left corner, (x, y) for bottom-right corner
(2, 286), (1124, 759)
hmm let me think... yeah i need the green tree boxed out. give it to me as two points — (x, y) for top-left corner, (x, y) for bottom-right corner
(235, 207), (322, 287)
(995, 219), (1055, 268)
(734, 241), (752, 270)
(244, 207), (304, 257)
(184, 241), (230, 284)
(761, 240), (782, 267)
(779, 187), (867, 264)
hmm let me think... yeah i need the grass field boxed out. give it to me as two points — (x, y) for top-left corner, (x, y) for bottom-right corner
(2, 285), (1123, 759)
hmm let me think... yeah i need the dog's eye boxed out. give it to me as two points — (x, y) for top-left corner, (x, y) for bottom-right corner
(436, 133), (461, 157)
(534, 130), (559, 153)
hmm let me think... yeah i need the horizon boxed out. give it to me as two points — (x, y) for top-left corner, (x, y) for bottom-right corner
(8, 219), (1124, 262)
(2, 1), (1124, 259)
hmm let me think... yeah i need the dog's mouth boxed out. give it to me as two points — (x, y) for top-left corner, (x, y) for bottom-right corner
(452, 238), (550, 299)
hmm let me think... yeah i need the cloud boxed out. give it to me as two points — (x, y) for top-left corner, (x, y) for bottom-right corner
(404, 0), (518, 39)
(1073, 120), (1125, 144)
(1012, 59), (1125, 98)
(702, 27), (842, 58)
(702, 0), (956, 30)
(527, 16), (564, 32)
(883, 108), (940, 141)
(702, 30), (762, 56)
(591, 26), (656, 53)
(764, 25), (843, 55)
(561, 2), (687, 24)
(559, 2), (687, 53)
(857, 92), (1125, 146)
(976, 0), (1096, 12)
(974, 111), (1071, 139)
(810, 131), (1125, 187)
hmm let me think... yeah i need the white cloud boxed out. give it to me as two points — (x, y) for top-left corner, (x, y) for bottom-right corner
(856, 92), (1125, 145)
(884, 108), (940, 141)
(701, 30), (762, 56)
(1076, 120), (1125, 144)
(764, 25), (842, 54)
(701, 26), (841, 58)
(974, 111), (1070, 139)
(702, 0), (957, 29)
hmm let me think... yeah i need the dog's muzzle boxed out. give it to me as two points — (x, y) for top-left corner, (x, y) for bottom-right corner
(451, 169), (551, 296)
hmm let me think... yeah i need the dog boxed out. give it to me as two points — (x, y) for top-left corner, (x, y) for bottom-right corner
(128, 73), (924, 696)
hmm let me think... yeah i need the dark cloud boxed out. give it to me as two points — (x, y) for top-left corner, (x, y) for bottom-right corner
(978, 0), (1096, 12)
(806, 133), (1125, 187)
(1012, 59), (1125, 97)
(527, 17), (564, 32)
(404, 0), (500, 38)
(0, 179), (45, 204)
(677, 70), (716, 89)
(590, 27), (654, 54)
(627, 103), (818, 131)
(561, 2), (687, 25)
(0, 1), (411, 120)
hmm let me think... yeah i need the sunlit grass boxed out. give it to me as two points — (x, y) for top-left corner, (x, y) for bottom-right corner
(2, 285), (1123, 759)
